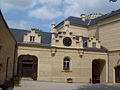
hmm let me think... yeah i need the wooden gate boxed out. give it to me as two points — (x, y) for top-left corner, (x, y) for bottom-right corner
(18, 55), (38, 77)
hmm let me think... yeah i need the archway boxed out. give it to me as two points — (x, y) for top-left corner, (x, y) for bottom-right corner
(17, 55), (38, 77)
(92, 59), (106, 83)
(115, 66), (120, 83)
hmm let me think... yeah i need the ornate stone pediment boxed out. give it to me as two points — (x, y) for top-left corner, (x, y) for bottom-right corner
(51, 21), (83, 49)
(23, 29), (41, 43)
(87, 36), (101, 48)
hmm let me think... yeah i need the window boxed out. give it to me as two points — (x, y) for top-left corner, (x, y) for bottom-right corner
(63, 57), (70, 70)
(84, 41), (87, 47)
(30, 36), (35, 42)
(6, 57), (9, 78)
(92, 42), (96, 48)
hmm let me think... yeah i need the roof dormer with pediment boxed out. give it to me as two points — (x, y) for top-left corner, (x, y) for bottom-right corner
(23, 29), (41, 43)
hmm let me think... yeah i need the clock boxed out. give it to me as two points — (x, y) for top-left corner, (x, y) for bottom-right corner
(63, 37), (72, 46)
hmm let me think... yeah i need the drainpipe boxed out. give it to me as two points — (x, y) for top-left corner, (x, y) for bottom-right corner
(107, 51), (110, 83)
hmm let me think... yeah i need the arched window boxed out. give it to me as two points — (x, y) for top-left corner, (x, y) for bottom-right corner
(63, 57), (70, 70)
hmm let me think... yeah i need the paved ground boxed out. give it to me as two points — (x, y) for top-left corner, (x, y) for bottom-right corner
(8, 79), (120, 90)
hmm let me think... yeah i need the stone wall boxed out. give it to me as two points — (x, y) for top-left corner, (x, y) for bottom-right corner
(17, 45), (108, 83)
(0, 13), (16, 85)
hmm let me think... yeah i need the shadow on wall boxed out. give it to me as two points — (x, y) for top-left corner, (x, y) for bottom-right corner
(75, 84), (120, 90)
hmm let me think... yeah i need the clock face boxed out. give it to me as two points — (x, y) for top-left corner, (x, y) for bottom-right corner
(63, 37), (72, 46)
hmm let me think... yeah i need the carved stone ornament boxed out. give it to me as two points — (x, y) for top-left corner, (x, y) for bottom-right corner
(51, 48), (57, 56)
(78, 50), (84, 57)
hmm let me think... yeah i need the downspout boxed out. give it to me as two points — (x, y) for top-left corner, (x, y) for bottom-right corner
(107, 51), (110, 83)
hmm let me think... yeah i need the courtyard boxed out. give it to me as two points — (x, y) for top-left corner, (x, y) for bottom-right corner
(8, 79), (120, 90)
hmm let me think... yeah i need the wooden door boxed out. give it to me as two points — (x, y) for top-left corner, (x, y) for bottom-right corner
(22, 64), (33, 77)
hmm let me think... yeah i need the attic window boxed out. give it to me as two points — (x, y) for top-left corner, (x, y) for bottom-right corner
(30, 36), (35, 42)
(92, 42), (96, 48)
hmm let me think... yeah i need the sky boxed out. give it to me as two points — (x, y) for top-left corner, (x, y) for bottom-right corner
(0, 0), (120, 32)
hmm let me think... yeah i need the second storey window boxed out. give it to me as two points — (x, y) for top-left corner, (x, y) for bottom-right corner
(30, 36), (35, 42)
(63, 57), (70, 71)
(92, 42), (96, 48)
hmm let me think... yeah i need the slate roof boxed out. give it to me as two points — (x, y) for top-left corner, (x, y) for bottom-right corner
(56, 8), (120, 27)
(65, 16), (90, 26)
(10, 28), (107, 51)
(90, 9), (120, 25)
(10, 28), (52, 45)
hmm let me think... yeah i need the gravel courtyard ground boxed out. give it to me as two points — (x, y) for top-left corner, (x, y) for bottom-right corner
(10, 79), (120, 90)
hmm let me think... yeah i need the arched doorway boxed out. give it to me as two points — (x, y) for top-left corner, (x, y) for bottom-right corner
(92, 59), (106, 83)
(18, 55), (38, 77)
(115, 66), (120, 83)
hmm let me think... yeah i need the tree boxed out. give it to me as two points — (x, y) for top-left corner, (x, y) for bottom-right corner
(109, 0), (118, 2)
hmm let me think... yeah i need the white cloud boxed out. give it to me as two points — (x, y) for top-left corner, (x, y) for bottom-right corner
(1, 0), (120, 20)
(0, 0), (37, 10)
(63, 0), (120, 16)
(29, 6), (63, 20)
(38, 0), (62, 5)
(28, 0), (120, 20)
(7, 20), (29, 29)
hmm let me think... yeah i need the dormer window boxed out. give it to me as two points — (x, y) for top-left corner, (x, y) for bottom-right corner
(24, 29), (41, 43)
(84, 41), (87, 47)
(30, 36), (35, 42)
(92, 42), (96, 48)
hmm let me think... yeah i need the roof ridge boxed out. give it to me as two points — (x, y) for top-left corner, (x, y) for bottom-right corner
(91, 8), (120, 21)
(67, 16), (81, 19)
(10, 28), (28, 31)
(10, 28), (51, 34)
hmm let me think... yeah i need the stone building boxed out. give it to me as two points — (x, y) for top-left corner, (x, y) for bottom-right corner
(10, 9), (120, 84)
(0, 10), (17, 89)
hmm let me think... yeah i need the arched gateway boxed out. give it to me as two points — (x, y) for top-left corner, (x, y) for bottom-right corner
(17, 55), (38, 77)
(92, 59), (106, 83)
(115, 66), (120, 83)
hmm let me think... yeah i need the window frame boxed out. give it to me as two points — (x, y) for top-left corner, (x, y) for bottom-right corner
(92, 42), (96, 48)
(30, 36), (35, 42)
(63, 57), (70, 71)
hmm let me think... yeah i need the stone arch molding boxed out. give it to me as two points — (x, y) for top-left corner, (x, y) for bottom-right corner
(17, 54), (38, 77)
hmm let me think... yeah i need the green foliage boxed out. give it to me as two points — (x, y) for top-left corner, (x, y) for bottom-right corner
(32, 73), (37, 80)
(13, 76), (21, 80)
(13, 76), (21, 86)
